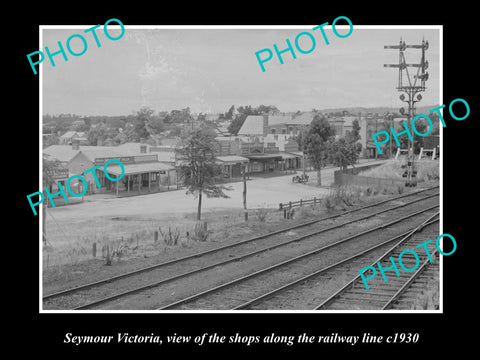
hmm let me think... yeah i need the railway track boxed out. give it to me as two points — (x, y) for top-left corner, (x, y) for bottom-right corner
(314, 218), (439, 311)
(160, 211), (439, 310)
(43, 186), (439, 310)
(387, 254), (439, 310)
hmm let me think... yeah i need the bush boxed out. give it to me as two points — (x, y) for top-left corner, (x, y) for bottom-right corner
(192, 221), (208, 242)
(159, 226), (180, 246)
(255, 207), (268, 222)
(102, 239), (127, 266)
(323, 195), (335, 212)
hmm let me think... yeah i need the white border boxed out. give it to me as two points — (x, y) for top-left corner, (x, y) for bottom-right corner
(39, 24), (443, 314)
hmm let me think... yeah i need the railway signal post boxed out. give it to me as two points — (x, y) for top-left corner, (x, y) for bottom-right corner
(384, 38), (429, 186)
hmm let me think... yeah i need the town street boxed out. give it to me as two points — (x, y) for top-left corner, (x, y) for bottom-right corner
(48, 160), (385, 221)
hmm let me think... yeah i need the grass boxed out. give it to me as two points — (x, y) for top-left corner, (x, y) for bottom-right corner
(42, 182), (424, 270)
(409, 285), (439, 310)
(360, 159), (439, 183)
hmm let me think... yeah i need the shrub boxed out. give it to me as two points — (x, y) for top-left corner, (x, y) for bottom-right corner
(255, 207), (268, 222)
(192, 221), (208, 242)
(102, 239), (127, 266)
(159, 226), (180, 246)
(323, 195), (335, 212)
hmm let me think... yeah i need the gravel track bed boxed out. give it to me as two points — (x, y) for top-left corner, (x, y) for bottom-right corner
(43, 189), (439, 310)
(79, 200), (438, 310)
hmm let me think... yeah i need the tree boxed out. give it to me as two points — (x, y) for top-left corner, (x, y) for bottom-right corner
(169, 108), (194, 125)
(43, 134), (59, 148)
(227, 104), (279, 135)
(227, 116), (246, 135)
(345, 119), (361, 143)
(304, 115), (335, 186)
(133, 107), (154, 141)
(175, 129), (231, 220)
(345, 119), (362, 157)
(168, 124), (182, 137)
(87, 122), (108, 145)
(42, 154), (64, 245)
(327, 138), (360, 171)
(256, 104), (279, 115)
(397, 119), (427, 154)
(225, 105), (235, 120)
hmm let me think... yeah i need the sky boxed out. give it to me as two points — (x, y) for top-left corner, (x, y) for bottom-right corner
(41, 25), (441, 116)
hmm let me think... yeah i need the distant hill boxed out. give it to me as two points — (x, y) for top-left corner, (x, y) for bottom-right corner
(317, 104), (439, 116)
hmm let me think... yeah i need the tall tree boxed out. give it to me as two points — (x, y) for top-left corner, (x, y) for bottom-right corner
(327, 138), (360, 171)
(304, 115), (335, 185)
(227, 104), (279, 135)
(42, 154), (64, 245)
(225, 105), (235, 120)
(175, 129), (231, 220)
(397, 119), (427, 154)
(87, 122), (108, 145)
(345, 119), (361, 143)
(345, 119), (362, 158)
(133, 107), (154, 141)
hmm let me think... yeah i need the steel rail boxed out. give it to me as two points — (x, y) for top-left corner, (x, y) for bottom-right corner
(43, 186), (439, 301)
(313, 212), (439, 310)
(233, 214), (439, 310)
(157, 206), (439, 310)
(381, 248), (439, 310)
(75, 200), (439, 310)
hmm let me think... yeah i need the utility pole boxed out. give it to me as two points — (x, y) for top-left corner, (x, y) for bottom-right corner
(242, 163), (248, 221)
(384, 38), (429, 186)
(302, 127), (306, 176)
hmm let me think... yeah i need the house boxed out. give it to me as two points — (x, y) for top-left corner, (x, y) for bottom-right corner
(213, 135), (302, 176)
(238, 113), (314, 138)
(43, 142), (177, 197)
(59, 131), (88, 145)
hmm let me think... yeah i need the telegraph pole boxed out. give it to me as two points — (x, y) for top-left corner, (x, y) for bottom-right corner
(302, 127), (306, 176)
(384, 38), (429, 186)
(242, 163), (248, 221)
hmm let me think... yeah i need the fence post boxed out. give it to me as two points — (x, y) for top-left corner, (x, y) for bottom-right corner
(314, 197), (316, 206)
(289, 201), (292, 209)
(92, 242), (97, 258)
(283, 208), (287, 219)
(154, 231), (158, 243)
(300, 199), (303, 207)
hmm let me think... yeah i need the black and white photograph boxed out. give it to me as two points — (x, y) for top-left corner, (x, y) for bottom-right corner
(15, 6), (477, 355)
(38, 25), (443, 312)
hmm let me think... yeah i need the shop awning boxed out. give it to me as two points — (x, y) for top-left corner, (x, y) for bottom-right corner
(105, 162), (174, 176)
(287, 151), (304, 157)
(244, 154), (283, 161)
(215, 155), (250, 164)
(279, 152), (301, 159)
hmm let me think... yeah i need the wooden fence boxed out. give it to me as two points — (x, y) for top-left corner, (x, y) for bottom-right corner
(279, 197), (320, 210)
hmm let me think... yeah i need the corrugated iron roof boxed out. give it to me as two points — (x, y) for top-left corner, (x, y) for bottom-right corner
(105, 162), (174, 176)
(268, 114), (292, 126)
(43, 145), (81, 163)
(291, 113), (314, 125)
(238, 115), (264, 136)
(216, 155), (249, 163)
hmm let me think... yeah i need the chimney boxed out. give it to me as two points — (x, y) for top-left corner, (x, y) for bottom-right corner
(140, 144), (147, 153)
(262, 115), (268, 136)
(72, 139), (80, 150)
